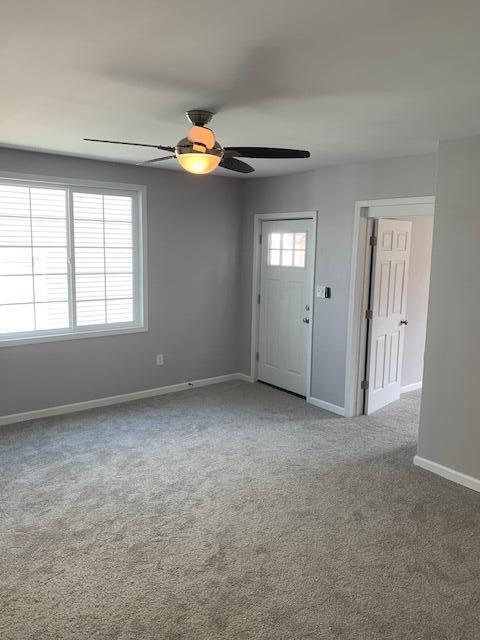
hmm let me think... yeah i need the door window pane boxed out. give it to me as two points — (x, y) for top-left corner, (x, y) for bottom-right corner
(282, 233), (294, 249)
(295, 233), (306, 250)
(267, 231), (307, 268)
(294, 251), (306, 267)
(267, 249), (280, 266)
(281, 250), (293, 266)
(269, 233), (281, 249)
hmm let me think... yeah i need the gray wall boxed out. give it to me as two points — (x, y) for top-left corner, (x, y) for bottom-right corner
(401, 216), (434, 388)
(0, 148), (439, 418)
(240, 154), (438, 407)
(418, 136), (480, 480)
(0, 148), (242, 416)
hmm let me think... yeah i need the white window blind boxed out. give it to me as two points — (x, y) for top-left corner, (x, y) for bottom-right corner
(73, 192), (134, 326)
(0, 177), (145, 344)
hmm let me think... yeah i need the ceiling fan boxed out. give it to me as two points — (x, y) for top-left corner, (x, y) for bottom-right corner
(84, 110), (310, 175)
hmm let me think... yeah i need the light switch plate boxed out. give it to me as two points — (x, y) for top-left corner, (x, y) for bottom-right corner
(316, 286), (331, 299)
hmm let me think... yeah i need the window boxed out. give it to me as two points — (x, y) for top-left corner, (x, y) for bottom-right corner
(0, 176), (146, 345)
(267, 232), (306, 267)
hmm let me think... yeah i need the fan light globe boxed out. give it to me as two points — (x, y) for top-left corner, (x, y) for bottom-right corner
(177, 153), (221, 175)
(175, 137), (223, 175)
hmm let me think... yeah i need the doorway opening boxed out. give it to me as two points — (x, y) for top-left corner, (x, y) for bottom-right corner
(346, 197), (435, 416)
(250, 212), (317, 400)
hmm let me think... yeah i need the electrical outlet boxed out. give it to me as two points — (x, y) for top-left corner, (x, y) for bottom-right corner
(156, 354), (164, 366)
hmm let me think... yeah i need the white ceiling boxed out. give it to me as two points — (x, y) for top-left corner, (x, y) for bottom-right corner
(1, 0), (480, 177)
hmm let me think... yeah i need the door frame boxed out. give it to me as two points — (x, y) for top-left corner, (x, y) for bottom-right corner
(250, 211), (318, 399)
(344, 196), (435, 417)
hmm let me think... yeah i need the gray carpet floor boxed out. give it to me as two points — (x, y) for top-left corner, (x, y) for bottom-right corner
(1, 381), (479, 639)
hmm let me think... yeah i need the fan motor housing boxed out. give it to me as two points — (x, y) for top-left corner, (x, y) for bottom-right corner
(186, 110), (214, 127)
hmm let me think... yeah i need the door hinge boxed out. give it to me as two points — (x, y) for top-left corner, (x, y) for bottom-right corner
(369, 235), (377, 246)
(257, 293), (261, 304)
(259, 233), (262, 245)
(361, 379), (369, 390)
(365, 309), (373, 320)
(256, 351), (259, 361)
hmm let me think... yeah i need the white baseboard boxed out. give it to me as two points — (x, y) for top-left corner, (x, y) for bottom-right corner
(307, 396), (346, 416)
(414, 455), (480, 493)
(236, 373), (254, 383)
(401, 381), (422, 394)
(0, 373), (248, 427)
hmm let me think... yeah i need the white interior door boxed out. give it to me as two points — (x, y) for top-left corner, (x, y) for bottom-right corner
(258, 219), (314, 396)
(366, 218), (412, 413)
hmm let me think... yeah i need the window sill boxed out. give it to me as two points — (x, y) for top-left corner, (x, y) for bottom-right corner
(0, 325), (148, 348)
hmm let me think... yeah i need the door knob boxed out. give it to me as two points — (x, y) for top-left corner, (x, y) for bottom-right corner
(400, 319), (408, 326)
(302, 317), (310, 324)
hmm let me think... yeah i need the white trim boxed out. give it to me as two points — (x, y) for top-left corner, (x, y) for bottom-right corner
(307, 396), (346, 416)
(0, 373), (248, 426)
(0, 169), (146, 193)
(401, 381), (423, 394)
(414, 456), (480, 494)
(363, 196), (435, 218)
(345, 196), (435, 417)
(250, 211), (317, 400)
(0, 171), (148, 346)
(0, 325), (148, 348)
(236, 373), (254, 383)
(356, 196), (435, 209)
(250, 212), (318, 221)
(368, 202), (434, 218)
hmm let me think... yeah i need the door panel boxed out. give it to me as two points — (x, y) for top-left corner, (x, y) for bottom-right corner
(378, 262), (390, 317)
(285, 279), (306, 376)
(258, 219), (314, 396)
(263, 278), (281, 369)
(388, 331), (401, 384)
(366, 218), (412, 413)
(392, 261), (406, 313)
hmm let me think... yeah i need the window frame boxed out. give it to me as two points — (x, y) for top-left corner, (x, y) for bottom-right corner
(0, 171), (148, 347)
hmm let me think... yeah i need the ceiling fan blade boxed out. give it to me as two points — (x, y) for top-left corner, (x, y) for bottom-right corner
(220, 157), (255, 174)
(225, 147), (310, 159)
(137, 155), (175, 165)
(84, 138), (174, 152)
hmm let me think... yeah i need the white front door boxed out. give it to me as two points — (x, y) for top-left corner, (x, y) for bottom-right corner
(258, 219), (314, 396)
(366, 218), (412, 414)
